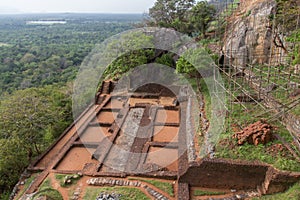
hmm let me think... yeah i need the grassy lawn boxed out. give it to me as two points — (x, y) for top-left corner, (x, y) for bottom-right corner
(128, 177), (174, 197)
(216, 141), (300, 171)
(33, 188), (63, 200)
(251, 65), (300, 116)
(83, 187), (150, 200)
(196, 73), (300, 172)
(214, 103), (300, 172)
(55, 173), (81, 187)
(39, 178), (52, 190)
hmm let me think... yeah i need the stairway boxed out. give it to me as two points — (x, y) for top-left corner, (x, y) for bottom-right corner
(95, 81), (112, 105)
(101, 81), (111, 95)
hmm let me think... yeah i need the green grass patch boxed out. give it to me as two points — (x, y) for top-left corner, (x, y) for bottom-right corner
(250, 64), (299, 110)
(215, 104), (300, 172)
(39, 178), (52, 190)
(213, 76), (300, 172)
(292, 104), (300, 116)
(216, 141), (300, 172)
(128, 177), (174, 197)
(253, 182), (300, 200)
(83, 187), (150, 200)
(33, 188), (63, 200)
(193, 189), (226, 196)
(55, 173), (81, 187)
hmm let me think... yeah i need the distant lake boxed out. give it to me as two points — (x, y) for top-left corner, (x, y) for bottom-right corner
(26, 20), (67, 25)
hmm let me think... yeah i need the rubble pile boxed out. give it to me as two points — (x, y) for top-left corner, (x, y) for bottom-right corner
(233, 121), (273, 145)
(87, 178), (169, 200)
(96, 192), (121, 200)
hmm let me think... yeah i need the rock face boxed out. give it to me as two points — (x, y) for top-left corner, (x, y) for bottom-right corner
(223, 0), (285, 67)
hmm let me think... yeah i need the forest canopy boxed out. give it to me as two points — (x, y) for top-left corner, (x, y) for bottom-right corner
(0, 14), (140, 197)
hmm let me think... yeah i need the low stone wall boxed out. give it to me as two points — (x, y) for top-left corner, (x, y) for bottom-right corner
(179, 159), (269, 190)
(177, 183), (189, 200)
(178, 159), (300, 199)
(87, 177), (170, 200)
(264, 167), (300, 194)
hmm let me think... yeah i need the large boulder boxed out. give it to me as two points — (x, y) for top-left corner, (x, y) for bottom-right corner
(222, 0), (287, 67)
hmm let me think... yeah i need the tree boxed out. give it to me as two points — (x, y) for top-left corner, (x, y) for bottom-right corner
(147, 0), (217, 36)
(0, 86), (72, 193)
(104, 49), (155, 79)
(155, 53), (176, 67)
(189, 1), (217, 38)
(0, 138), (28, 193)
(176, 48), (213, 78)
(176, 56), (196, 76)
(148, 0), (195, 33)
(0, 88), (53, 160)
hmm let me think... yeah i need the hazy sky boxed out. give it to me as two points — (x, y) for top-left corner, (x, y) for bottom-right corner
(0, 0), (156, 14)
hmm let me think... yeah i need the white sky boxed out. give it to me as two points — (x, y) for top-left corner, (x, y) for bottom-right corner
(0, 0), (156, 14)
